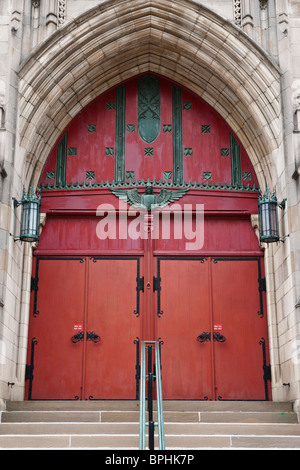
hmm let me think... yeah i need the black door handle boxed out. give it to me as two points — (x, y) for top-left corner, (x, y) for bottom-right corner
(197, 332), (211, 343)
(197, 332), (226, 343)
(213, 332), (226, 343)
(71, 331), (84, 343)
(71, 331), (101, 343)
(86, 331), (101, 343)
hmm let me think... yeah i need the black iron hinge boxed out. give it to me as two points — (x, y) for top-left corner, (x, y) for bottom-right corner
(257, 276), (266, 318)
(31, 275), (40, 317)
(259, 277), (266, 293)
(25, 364), (34, 381)
(133, 275), (144, 317)
(31, 275), (39, 292)
(263, 364), (271, 382)
(136, 276), (144, 293)
(153, 276), (163, 317)
(153, 276), (161, 292)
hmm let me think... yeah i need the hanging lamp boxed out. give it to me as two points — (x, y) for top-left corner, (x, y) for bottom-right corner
(11, 187), (41, 242)
(258, 187), (287, 243)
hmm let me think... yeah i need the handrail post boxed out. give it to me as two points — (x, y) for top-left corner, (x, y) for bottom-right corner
(148, 370), (154, 450)
(139, 340), (165, 450)
(147, 344), (155, 450)
(155, 341), (165, 450)
(139, 341), (146, 450)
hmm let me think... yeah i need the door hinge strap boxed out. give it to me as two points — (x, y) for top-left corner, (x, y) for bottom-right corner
(259, 277), (266, 293)
(153, 276), (163, 317)
(25, 364), (34, 381)
(31, 275), (40, 317)
(134, 275), (144, 317)
(263, 364), (271, 382)
(31, 275), (39, 292)
(136, 276), (144, 292)
(153, 276), (161, 292)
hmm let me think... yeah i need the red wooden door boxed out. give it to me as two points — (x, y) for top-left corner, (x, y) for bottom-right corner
(26, 257), (86, 400)
(26, 256), (143, 400)
(155, 258), (213, 399)
(154, 256), (270, 401)
(84, 257), (142, 399)
(211, 258), (270, 401)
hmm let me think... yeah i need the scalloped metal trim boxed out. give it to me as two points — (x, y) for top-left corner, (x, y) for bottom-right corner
(39, 179), (259, 192)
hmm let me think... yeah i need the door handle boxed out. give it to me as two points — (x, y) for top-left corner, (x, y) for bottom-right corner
(71, 331), (84, 343)
(197, 332), (211, 343)
(213, 332), (226, 343)
(197, 332), (226, 343)
(71, 331), (101, 343)
(86, 331), (101, 343)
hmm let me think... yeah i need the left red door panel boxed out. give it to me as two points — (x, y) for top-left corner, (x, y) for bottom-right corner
(25, 258), (87, 400)
(26, 256), (143, 400)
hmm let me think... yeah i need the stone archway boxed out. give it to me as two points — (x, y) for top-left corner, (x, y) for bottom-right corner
(15, 0), (284, 399)
(18, 0), (282, 191)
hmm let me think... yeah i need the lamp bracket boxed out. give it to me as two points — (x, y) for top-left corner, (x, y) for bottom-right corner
(278, 234), (290, 243)
(12, 197), (22, 209)
(9, 233), (21, 242)
(278, 198), (287, 210)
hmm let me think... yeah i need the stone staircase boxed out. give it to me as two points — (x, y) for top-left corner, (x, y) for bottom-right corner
(0, 400), (300, 449)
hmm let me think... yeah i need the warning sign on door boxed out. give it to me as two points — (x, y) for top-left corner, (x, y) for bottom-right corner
(73, 324), (83, 331)
(213, 324), (223, 331)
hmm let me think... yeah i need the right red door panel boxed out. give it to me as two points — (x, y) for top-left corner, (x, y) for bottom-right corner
(211, 258), (270, 401)
(156, 258), (213, 400)
(155, 257), (271, 401)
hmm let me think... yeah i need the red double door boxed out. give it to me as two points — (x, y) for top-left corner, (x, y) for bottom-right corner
(26, 255), (271, 401)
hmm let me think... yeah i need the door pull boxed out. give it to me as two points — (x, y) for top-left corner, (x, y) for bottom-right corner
(71, 331), (84, 343)
(213, 332), (226, 343)
(197, 332), (226, 343)
(86, 331), (101, 343)
(71, 331), (101, 343)
(197, 332), (211, 343)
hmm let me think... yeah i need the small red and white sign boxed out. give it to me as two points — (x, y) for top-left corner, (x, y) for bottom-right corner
(213, 324), (223, 331)
(73, 324), (83, 331)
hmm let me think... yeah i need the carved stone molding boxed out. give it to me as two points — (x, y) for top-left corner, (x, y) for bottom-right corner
(58, 0), (66, 26)
(259, 0), (268, 10)
(11, 9), (21, 34)
(234, 0), (242, 27)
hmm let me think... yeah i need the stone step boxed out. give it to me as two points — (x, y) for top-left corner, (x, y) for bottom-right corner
(165, 434), (300, 449)
(1, 410), (297, 423)
(0, 400), (299, 449)
(5, 400), (140, 412)
(0, 433), (139, 449)
(5, 400), (294, 412)
(0, 430), (300, 449)
(0, 421), (299, 436)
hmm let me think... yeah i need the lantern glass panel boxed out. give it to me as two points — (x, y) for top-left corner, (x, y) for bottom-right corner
(20, 200), (40, 242)
(259, 200), (279, 243)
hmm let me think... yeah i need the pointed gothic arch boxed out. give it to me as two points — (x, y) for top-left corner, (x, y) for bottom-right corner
(17, 0), (282, 191)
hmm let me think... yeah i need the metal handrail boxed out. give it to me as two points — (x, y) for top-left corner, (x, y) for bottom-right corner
(139, 340), (165, 450)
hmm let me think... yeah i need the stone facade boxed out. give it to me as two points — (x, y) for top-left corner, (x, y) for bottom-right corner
(0, 0), (299, 411)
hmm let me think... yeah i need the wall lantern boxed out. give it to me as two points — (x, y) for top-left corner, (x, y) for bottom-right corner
(10, 187), (41, 243)
(258, 187), (287, 243)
